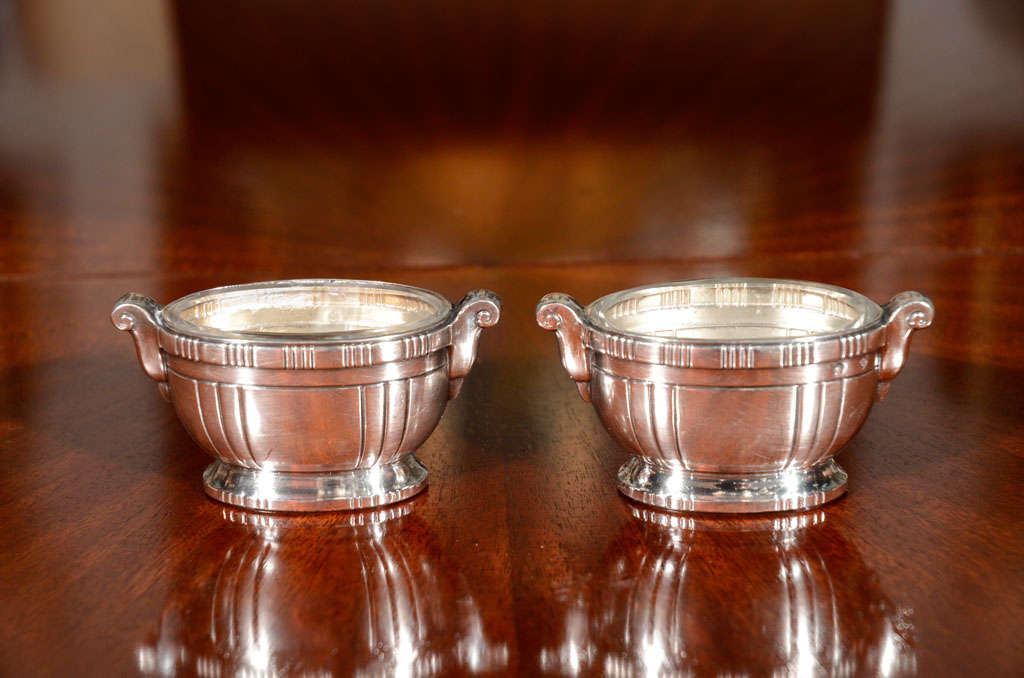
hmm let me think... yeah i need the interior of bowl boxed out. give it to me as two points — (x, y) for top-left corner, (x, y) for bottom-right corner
(588, 279), (881, 341)
(162, 280), (451, 341)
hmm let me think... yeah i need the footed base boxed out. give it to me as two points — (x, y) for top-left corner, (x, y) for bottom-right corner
(617, 457), (847, 513)
(203, 454), (428, 512)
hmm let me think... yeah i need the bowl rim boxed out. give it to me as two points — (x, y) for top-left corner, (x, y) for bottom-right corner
(160, 279), (453, 344)
(584, 277), (884, 346)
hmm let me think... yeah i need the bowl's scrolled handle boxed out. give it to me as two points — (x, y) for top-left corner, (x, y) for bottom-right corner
(876, 291), (935, 401)
(536, 293), (592, 402)
(112, 293), (169, 399)
(448, 289), (501, 400)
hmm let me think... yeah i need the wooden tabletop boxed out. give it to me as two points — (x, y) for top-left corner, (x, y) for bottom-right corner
(2, 1), (1023, 675)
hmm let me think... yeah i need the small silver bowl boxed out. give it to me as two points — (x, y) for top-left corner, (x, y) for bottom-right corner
(113, 280), (500, 511)
(537, 278), (934, 513)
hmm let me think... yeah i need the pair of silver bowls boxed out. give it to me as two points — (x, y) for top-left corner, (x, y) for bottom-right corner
(113, 278), (933, 513)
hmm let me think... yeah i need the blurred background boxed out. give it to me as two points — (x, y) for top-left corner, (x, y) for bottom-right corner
(3, 0), (1023, 377)
(2, 0), (1022, 276)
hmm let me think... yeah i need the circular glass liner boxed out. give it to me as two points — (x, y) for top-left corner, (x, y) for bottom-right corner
(162, 280), (452, 342)
(587, 279), (882, 342)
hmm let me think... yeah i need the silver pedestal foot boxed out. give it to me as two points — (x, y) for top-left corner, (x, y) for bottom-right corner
(616, 457), (847, 513)
(203, 454), (428, 512)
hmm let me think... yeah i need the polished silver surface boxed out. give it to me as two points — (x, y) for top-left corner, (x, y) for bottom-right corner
(113, 279), (500, 511)
(203, 454), (428, 511)
(537, 277), (934, 513)
(618, 456), (848, 512)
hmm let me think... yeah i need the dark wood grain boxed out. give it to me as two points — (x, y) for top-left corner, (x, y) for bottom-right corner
(2, 0), (1023, 675)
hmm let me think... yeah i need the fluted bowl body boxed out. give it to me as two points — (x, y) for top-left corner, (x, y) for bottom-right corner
(537, 278), (933, 511)
(160, 281), (455, 472)
(166, 352), (451, 472)
(586, 280), (884, 473)
(113, 280), (500, 509)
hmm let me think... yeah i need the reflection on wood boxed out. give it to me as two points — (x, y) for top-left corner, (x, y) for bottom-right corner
(540, 506), (915, 676)
(136, 503), (508, 677)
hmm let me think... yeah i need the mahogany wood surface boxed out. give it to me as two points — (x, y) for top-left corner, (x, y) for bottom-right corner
(2, 0), (1023, 675)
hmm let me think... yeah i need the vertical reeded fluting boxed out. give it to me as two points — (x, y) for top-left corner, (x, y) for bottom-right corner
(591, 368), (877, 473)
(169, 364), (449, 472)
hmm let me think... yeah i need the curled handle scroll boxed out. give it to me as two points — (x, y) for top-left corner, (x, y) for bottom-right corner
(536, 293), (592, 402)
(111, 293), (170, 400)
(448, 289), (501, 400)
(876, 291), (935, 401)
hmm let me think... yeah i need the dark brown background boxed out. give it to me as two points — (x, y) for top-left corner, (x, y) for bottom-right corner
(2, 0), (1023, 675)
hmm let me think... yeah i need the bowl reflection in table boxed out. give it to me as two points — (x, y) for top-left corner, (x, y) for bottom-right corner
(135, 500), (509, 677)
(539, 504), (916, 676)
